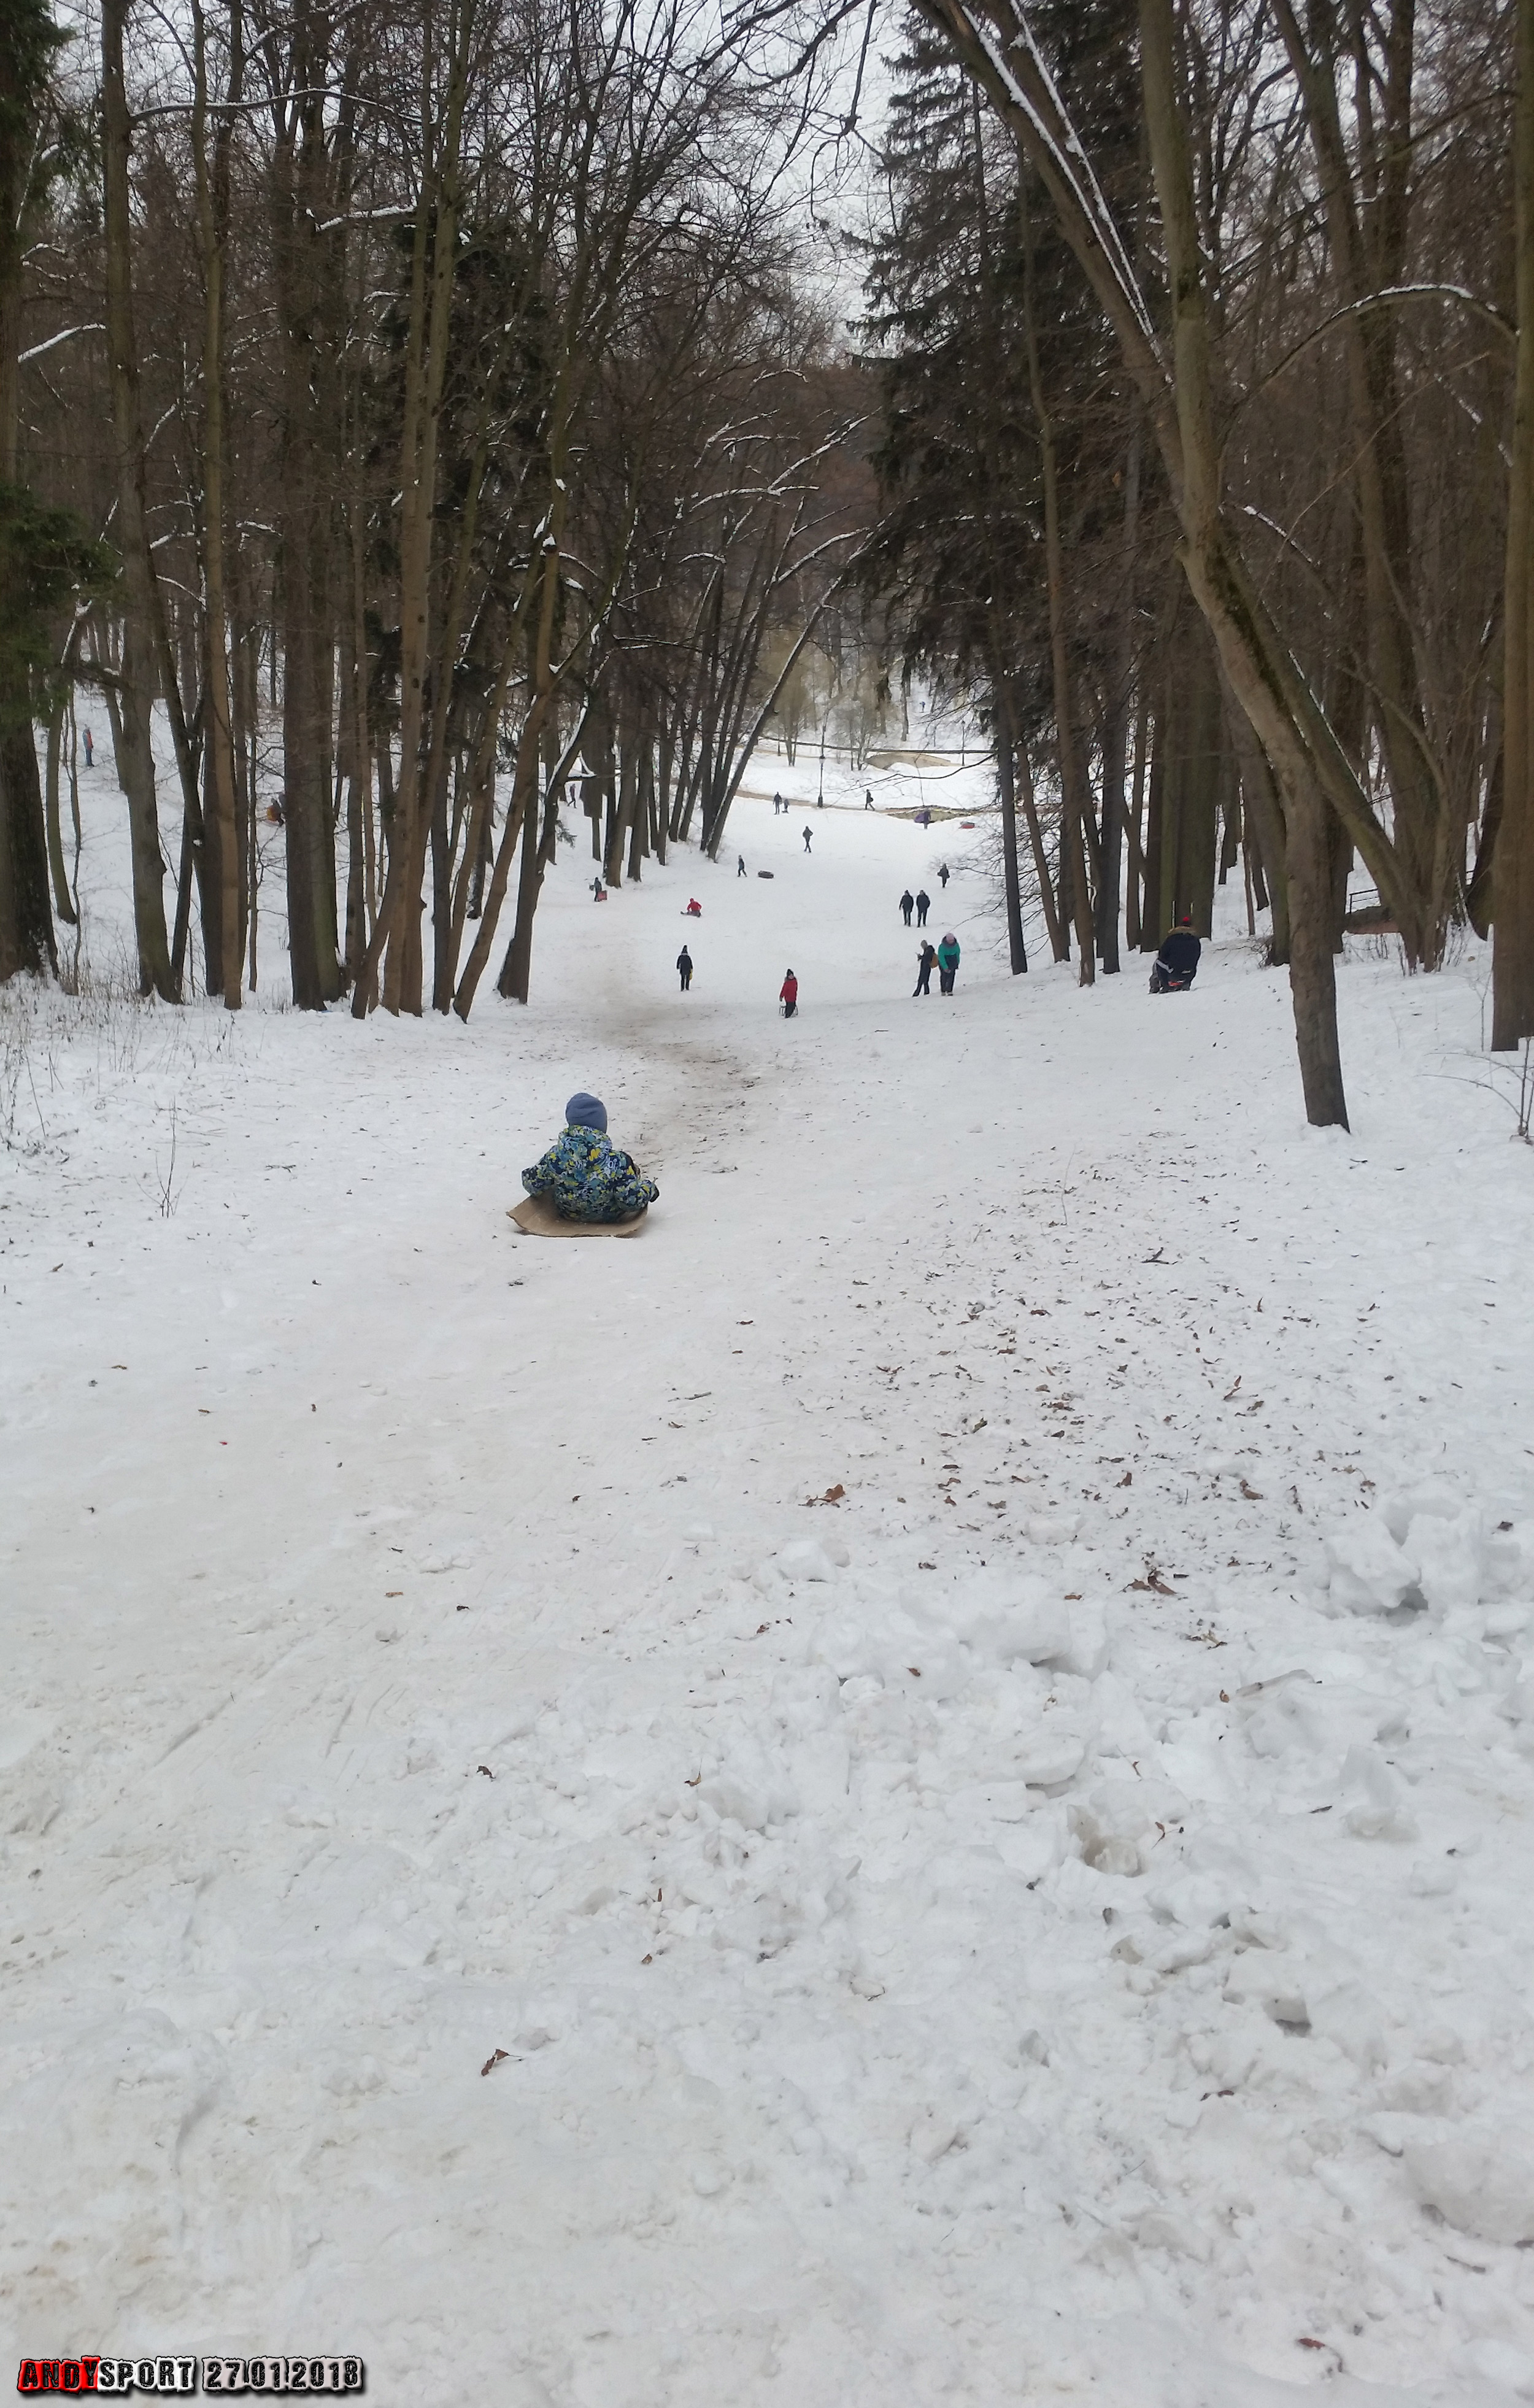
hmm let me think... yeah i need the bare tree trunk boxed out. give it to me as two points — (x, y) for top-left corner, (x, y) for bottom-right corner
(0, 9), (57, 983)
(1495, 0), (1534, 1048)
(101, 0), (174, 1001)
(368, 4), (474, 1016)
(191, 0), (242, 1007)
(1138, 0), (1346, 1125)
(453, 505), (566, 1019)
(0, 731), (56, 979)
(993, 684), (1027, 973)
(1022, 182), (1094, 982)
(1003, 679), (1065, 960)
(1270, 0), (1440, 967)
(1124, 682), (1148, 953)
(1096, 420), (1141, 972)
(44, 705), (76, 925)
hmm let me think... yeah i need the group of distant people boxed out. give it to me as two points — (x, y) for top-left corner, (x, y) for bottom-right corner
(673, 800), (1202, 1025)
(898, 866), (948, 928)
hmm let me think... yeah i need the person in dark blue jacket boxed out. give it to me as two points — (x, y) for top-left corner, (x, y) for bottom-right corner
(1150, 914), (1202, 992)
(522, 1094), (658, 1221)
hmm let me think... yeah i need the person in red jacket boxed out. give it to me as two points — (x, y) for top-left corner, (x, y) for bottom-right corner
(779, 969), (798, 1018)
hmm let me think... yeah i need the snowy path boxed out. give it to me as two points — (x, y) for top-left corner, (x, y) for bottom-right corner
(5, 784), (1534, 2402)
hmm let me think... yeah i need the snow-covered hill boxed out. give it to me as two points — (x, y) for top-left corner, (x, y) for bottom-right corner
(4, 765), (1534, 2403)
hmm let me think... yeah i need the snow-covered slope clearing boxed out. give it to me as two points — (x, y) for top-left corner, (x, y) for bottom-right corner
(4, 772), (1534, 2403)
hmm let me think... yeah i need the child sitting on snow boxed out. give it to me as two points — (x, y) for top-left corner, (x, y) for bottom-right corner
(522, 1094), (659, 1223)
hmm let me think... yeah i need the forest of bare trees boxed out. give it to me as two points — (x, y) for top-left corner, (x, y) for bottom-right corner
(0, 0), (1530, 1128)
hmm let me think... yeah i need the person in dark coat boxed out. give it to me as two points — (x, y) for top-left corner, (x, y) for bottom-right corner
(737, 854), (747, 877)
(1150, 913), (1201, 992)
(677, 945), (693, 991)
(914, 941), (937, 997)
(915, 889), (931, 926)
(938, 862), (950, 889)
(780, 969), (798, 1017)
(803, 826), (812, 852)
(900, 889), (914, 925)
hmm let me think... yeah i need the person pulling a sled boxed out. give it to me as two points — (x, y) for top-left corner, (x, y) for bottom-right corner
(780, 969), (798, 1017)
(1150, 913), (1201, 994)
(522, 1094), (658, 1224)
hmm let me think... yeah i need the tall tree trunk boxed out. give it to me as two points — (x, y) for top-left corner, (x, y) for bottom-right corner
(1495, 0), (1534, 1048)
(191, 0), (242, 1007)
(1124, 682), (1148, 954)
(993, 682), (1027, 973)
(0, 731), (55, 979)
(1158, 604), (1223, 936)
(1095, 420), (1141, 972)
(44, 704), (77, 925)
(101, 0), (174, 1000)
(367, 2), (474, 1016)
(271, 33), (343, 1010)
(1022, 182), (1095, 982)
(1138, 0), (1346, 1125)
(1270, 0), (1440, 967)
(0, 0), (60, 982)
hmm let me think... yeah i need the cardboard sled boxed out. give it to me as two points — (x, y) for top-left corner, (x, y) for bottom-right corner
(508, 1196), (649, 1240)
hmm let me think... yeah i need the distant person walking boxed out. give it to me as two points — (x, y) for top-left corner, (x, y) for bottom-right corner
(913, 941), (937, 997)
(677, 945), (693, 991)
(938, 862), (950, 889)
(865, 787), (874, 810)
(915, 888), (930, 926)
(82, 725), (94, 768)
(803, 825), (812, 852)
(590, 874), (606, 901)
(773, 792), (783, 814)
(937, 932), (960, 995)
(900, 888), (914, 926)
(780, 968), (798, 1017)
(737, 854), (747, 877)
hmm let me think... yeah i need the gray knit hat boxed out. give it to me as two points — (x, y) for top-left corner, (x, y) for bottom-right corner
(566, 1092), (607, 1133)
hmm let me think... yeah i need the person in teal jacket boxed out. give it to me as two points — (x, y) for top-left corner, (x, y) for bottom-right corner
(522, 1093), (658, 1222)
(937, 932), (960, 995)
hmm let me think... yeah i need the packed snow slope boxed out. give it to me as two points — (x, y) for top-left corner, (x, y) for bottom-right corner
(5, 764), (1534, 2406)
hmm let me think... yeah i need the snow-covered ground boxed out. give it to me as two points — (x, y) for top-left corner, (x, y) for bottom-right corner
(5, 753), (1534, 2404)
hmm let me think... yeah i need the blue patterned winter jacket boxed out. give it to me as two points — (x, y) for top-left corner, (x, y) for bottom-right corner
(522, 1124), (659, 1222)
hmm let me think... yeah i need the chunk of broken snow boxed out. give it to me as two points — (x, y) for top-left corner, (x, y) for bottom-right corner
(775, 1538), (839, 1584)
(1015, 1723), (1087, 1788)
(1324, 1519), (1422, 1615)
(1223, 1953), (1309, 2028)
(1341, 1743), (1419, 1842)
(1405, 2132), (1534, 2244)
(1070, 1775), (1188, 1875)
(696, 1739), (798, 1831)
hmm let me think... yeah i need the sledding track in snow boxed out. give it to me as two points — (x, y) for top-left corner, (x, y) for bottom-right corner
(4, 776), (1534, 2404)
